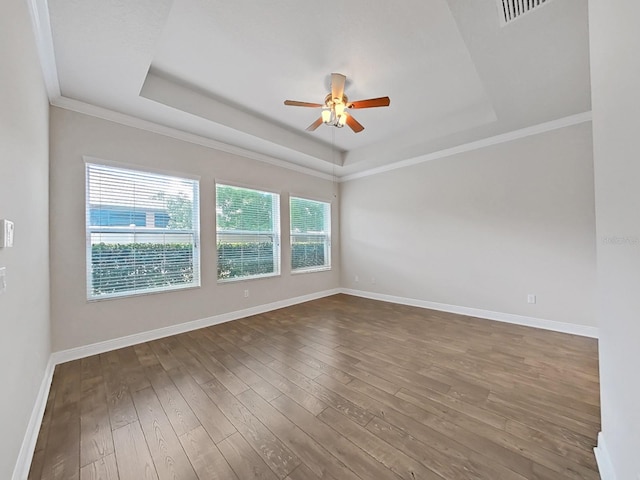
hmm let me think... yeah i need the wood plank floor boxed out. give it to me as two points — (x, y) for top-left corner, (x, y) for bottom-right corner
(28, 294), (601, 480)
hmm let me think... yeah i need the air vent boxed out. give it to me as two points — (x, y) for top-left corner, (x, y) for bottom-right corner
(497, 0), (550, 25)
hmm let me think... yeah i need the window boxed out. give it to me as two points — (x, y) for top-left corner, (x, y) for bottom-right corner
(86, 163), (200, 299)
(290, 196), (331, 272)
(216, 183), (281, 281)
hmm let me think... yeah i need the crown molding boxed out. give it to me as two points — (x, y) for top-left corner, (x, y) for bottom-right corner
(339, 111), (593, 182)
(51, 96), (336, 181)
(27, 0), (592, 184)
(53, 94), (593, 184)
(26, 0), (60, 100)
(26, 0), (337, 182)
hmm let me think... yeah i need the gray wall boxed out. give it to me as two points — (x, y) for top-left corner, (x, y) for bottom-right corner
(340, 122), (596, 327)
(0, 0), (51, 477)
(590, 0), (640, 478)
(49, 107), (340, 352)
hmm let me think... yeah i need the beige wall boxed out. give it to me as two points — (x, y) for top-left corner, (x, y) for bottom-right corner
(49, 107), (340, 352)
(590, 0), (640, 478)
(0, 0), (51, 477)
(340, 122), (596, 327)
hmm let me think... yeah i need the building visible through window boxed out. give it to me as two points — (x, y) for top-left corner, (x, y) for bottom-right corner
(86, 162), (200, 299)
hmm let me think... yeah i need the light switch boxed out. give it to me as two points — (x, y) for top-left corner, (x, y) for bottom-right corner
(0, 267), (6, 295)
(0, 220), (14, 248)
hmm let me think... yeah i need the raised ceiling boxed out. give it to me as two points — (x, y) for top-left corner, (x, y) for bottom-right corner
(43, 0), (590, 177)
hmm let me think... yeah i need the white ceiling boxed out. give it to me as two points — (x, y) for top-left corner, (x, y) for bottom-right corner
(43, 0), (590, 177)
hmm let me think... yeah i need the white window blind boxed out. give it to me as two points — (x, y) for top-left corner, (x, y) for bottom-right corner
(290, 196), (331, 272)
(86, 163), (200, 299)
(216, 183), (281, 281)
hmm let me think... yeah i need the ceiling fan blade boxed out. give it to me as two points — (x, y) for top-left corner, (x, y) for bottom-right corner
(345, 113), (364, 133)
(284, 100), (323, 108)
(331, 73), (346, 101)
(348, 96), (391, 109)
(306, 117), (324, 131)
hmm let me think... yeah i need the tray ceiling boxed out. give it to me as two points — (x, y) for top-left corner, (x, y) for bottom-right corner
(44, 0), (590, 176)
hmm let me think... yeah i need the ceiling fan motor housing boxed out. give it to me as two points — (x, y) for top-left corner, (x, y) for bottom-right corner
(284, 73), (389, 133)
(324, 93), (349, 109)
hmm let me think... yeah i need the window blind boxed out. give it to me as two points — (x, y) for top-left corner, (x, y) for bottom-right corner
(216, 183), (281, 281)
(86, 163), (200, 299)
(216, 184), (280, 281)
(290, 196), (331, 272)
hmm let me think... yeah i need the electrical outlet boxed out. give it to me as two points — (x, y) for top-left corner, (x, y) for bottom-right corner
(244, 289), (249, 298)
(354, 275), (359, 282)
(527, 294), (536, 304)
(371, 276), (376, 285)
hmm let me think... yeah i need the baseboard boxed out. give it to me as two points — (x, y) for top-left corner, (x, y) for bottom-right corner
(341, 288), (599, 338)
(11, 357), (55, 480)
(14, 286), (597, 479)
(13, 288), (340, 478)
(51, 288), (597, 365)
(51, 288), (341, 365)
(594, 432), (617, 480)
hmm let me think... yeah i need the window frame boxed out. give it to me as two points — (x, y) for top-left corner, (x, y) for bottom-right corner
(289, 195), (332, 274)
(215, 180), (282, 283)
(85, 160), (201, 301)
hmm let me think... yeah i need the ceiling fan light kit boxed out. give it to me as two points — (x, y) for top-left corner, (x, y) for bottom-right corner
(284, 73), (390, 133)
(321, 93), (349, 128)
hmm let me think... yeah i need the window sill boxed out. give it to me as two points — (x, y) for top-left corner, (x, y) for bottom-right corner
(87, 282), (201, 302)
(291, 266), (332, 275)
(217, 272), (281, 284)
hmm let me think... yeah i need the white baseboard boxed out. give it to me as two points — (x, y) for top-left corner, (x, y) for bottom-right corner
(14, 288), (340, 479)
(594, 432), (617, 480)
(12, 357), (55, 480)
(14, 286), (599, 479)
(51, 288), (341, 365)
(341, 288), (599, 338)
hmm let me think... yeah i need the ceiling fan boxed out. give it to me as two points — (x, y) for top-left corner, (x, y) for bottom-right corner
(284, 73), (390, 133)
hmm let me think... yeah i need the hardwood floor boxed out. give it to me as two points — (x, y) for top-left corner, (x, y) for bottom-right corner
(28, 294), (601, 480)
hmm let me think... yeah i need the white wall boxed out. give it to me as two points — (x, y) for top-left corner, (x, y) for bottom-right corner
(0, 0), (51, 477)
(589, 1), (640, 478)
(340, 122), (596, 328)
(49, 107), (340, 352)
